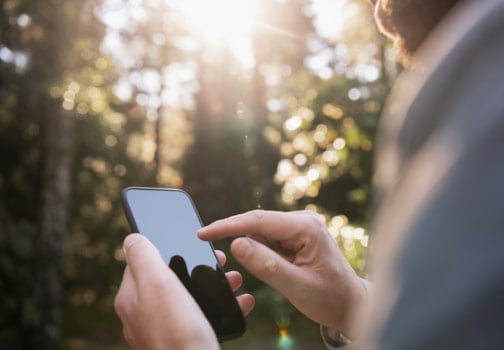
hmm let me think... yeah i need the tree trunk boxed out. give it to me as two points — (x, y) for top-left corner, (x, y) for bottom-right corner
(34, 108), (75, 349)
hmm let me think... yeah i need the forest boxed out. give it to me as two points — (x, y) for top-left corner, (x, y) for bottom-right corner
(0, 0), (400, 348)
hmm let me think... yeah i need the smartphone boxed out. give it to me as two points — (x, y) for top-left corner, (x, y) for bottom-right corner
(121, 187), (246, 342)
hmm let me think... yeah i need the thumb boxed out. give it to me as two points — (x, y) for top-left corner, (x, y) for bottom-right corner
(231, 237), (302, 295)
(123, 233), (168, 287)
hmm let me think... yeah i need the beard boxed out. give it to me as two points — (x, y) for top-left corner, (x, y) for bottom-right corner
(374, 0), (461, 66)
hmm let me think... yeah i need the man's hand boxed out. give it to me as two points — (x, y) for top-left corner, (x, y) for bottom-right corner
(198, 210), (366, 338)
(114, 234), (219, 350)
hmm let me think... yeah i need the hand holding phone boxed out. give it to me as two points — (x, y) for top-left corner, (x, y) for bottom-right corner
(115, 233), (220, 349)
(121, 187), (246, 342)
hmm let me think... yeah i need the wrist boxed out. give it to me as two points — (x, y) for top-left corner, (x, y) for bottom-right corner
(339, 276), (372, 338)
(320, 277), (373, 348)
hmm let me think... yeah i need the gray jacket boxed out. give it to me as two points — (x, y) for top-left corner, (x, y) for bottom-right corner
(357, 0), (504, 349)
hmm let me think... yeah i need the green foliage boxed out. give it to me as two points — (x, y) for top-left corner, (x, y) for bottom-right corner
(1, 0), (137, 347)
(0, 220), (38, 348)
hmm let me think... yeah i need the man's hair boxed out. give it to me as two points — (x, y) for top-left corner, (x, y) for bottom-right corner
(375, 0), (462, 66)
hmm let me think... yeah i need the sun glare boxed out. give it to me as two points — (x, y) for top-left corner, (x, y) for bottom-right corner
(310, 0), (352, 39)
(175, 0), (256, 66)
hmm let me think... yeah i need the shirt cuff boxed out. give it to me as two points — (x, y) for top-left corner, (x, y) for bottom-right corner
(320, 324), (351, 349)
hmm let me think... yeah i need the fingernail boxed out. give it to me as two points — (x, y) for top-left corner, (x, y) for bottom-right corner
(233, 237), (253, 259)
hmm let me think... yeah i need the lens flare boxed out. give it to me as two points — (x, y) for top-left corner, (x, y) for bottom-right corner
(277, 328), (294, 349)
(276, 317), (295, 349)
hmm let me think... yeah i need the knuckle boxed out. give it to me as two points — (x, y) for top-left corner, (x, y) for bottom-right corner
(247, 209), (266, 232)
(250, 209), (266, 219)
(263, 257), (279, 273)
(300, 212), (329, 240)
(114, 292), (125, 316)
(122, 326), (135, 345)
(306, 212), (325, 229)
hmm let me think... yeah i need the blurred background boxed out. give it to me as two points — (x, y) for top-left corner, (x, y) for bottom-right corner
(0, 0), (401, 348)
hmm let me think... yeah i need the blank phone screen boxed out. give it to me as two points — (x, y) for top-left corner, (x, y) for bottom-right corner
(121, 187), (246, 342)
